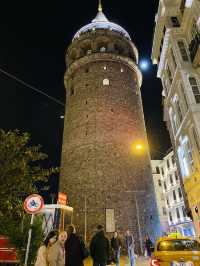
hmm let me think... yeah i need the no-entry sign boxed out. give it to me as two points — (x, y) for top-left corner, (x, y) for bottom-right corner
(24, 194), (44, 214)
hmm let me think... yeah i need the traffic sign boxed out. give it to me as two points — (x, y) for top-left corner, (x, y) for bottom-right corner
(24, 194), (44, 214)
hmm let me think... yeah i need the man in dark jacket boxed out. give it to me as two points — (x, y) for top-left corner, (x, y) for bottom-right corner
(65, 224), (84, 266)
(90, 225), (110, 266)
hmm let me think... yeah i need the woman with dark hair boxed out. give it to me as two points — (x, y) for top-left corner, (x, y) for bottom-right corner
(35, 230), (58, 266)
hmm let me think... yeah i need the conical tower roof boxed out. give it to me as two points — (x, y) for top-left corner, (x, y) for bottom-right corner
(73, 2), (131, 40)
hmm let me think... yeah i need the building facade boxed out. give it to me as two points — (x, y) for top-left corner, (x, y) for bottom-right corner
(152, 0), (200, 235)
(151, 151), (194, 236)
(59, 3), (161, 251)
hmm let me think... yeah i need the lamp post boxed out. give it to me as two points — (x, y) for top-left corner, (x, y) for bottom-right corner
(125, 190), (145, 255)
(84, 194), (87, 243)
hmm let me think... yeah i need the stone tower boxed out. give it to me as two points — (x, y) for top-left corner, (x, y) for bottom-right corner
(60, 2), (160, 252)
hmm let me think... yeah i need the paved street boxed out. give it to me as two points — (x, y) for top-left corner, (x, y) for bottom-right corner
(84, 256), (150, 266)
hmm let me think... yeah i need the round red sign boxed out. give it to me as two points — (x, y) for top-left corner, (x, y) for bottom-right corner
(24, 194), (44, 214)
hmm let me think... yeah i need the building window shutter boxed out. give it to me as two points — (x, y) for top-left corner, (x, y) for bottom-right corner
(189, 77), (200, 103)
(177, 40), (189, 61)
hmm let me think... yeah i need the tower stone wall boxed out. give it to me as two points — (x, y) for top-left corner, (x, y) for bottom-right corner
(60, 16), (161, 252)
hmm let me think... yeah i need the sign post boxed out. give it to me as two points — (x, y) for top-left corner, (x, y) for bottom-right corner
(23, 194), (44, 266)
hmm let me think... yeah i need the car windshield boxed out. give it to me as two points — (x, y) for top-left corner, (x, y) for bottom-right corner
(157, 239), (200, 251)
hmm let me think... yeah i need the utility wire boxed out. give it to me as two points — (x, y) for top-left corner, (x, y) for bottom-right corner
(0, 67), (65, 107)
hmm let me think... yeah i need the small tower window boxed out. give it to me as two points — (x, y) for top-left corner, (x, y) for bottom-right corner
(103, 78), (109, 86)
(103, 66), (107, 70)
(70, 87), (74, 96)
(120, 68), (124, 72)
(100, 47), (106, 52)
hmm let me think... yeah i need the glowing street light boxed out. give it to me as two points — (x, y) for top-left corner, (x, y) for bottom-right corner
(139, 59), (150, 71)
(135, 144), (143, 151)
(131, 140), (145, 154)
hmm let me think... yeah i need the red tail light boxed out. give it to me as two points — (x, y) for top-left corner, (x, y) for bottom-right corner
(150, 258), (160, 266)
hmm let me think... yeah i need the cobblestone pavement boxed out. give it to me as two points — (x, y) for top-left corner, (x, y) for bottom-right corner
(84, 256), (150, 266)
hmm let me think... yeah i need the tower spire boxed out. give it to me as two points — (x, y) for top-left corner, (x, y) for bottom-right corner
(98, 0), (102, 12)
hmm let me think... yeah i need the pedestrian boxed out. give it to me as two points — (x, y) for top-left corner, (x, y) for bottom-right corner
(35, 230), (58, 266)
(125, 230), (135, 266)
(144, 235), (153, 257)
(48, 231), (68, 266)
(65, 224), (86, 266)
(111, 231), (122, 266)
(90, 225), (110, 266)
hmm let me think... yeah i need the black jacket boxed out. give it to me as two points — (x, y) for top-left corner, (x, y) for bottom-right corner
(65, 233), (84, 266)
(90, 231), (109, 263)
(111, 237), (122, 251)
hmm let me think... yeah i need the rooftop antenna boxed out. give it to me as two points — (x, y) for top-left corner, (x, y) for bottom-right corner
(98, 0), (103, 12)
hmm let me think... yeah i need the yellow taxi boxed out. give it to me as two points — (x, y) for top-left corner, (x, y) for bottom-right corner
(150, 234), (200, 266)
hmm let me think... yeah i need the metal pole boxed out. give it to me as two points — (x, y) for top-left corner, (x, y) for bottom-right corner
(24, 214), (34, 266)
(134, 193), (143, 255)
(84, 195), (87, 243)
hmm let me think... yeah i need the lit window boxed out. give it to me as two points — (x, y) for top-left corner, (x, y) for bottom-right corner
(120, 68), (124, 72)
(188, 77), (200, 103)
(100, 47), (106, 52)
(103, 79), (110, 86)
(103, 66), (107, 70)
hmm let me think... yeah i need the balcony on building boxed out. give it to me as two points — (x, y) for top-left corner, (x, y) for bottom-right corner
(189, 32), (200, 68)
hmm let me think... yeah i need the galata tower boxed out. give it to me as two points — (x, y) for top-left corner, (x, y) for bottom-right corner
(60, 1), (160, 252)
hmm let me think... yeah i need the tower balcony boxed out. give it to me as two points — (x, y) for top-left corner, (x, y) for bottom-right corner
(189, 33), (200, 68)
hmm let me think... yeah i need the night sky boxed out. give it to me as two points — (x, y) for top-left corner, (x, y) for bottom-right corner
(0, 1), (171, 196)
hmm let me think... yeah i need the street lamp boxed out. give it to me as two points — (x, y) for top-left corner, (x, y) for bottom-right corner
(125, 190), (145, 255)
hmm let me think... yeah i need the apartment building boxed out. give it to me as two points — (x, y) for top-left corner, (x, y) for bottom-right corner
(152, 0), (200, 235)
(151, 151), (194, 236)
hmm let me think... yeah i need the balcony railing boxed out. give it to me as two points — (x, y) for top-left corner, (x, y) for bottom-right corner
(189, 33), (200, 66)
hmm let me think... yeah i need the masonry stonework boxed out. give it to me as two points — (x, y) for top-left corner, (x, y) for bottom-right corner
(60, 12), (160, 252)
